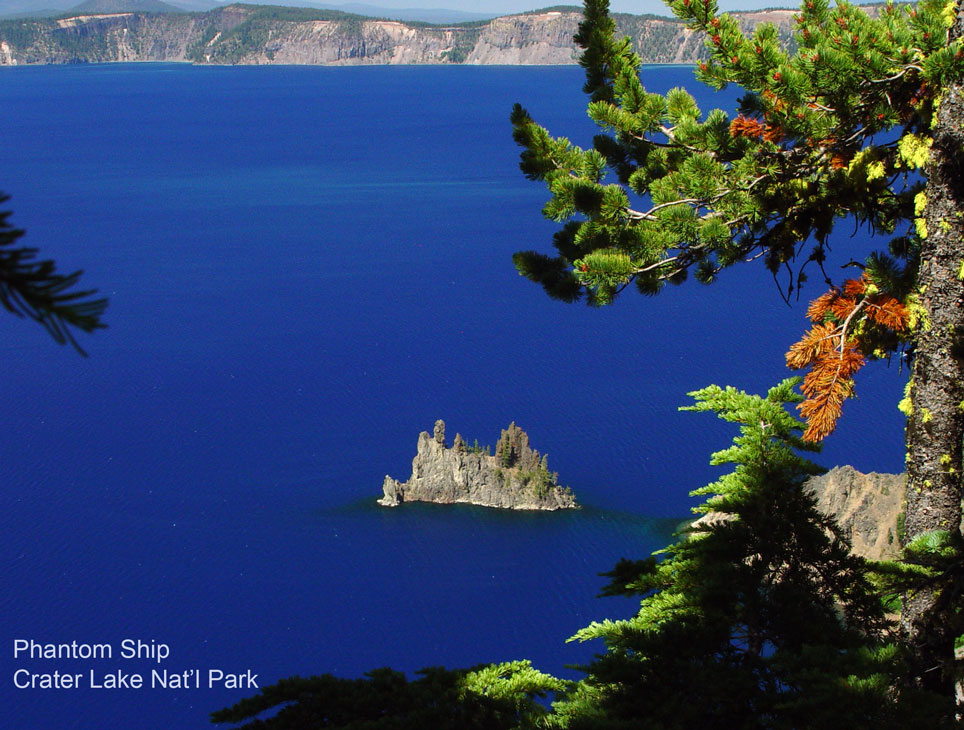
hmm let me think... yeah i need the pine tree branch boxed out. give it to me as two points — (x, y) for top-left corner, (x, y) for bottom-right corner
(0, 195), (107, 355)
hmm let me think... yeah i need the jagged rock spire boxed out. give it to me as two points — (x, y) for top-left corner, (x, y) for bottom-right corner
(378, 421), (577, 511)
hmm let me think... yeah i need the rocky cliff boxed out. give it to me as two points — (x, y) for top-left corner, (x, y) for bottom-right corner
(692, 465), (905, 562)
(0, 4), (800, 66)
(805, 465), (905, 561)
(379, 419), (577, 511)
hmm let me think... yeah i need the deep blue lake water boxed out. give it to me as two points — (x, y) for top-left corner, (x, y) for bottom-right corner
(0, 63), (907, 729)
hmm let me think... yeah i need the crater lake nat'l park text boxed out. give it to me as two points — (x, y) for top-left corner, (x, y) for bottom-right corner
(13, 639), (259, 690)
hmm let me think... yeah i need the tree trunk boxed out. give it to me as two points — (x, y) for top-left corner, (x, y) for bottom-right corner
(902, 6), (964, 706)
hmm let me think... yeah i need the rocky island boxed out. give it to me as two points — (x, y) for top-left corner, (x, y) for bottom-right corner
(378, 420), (577, 511)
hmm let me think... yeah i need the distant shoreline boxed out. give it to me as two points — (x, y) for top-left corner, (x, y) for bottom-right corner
(0, 60), (695, 69)
(0, 4), (799, 67)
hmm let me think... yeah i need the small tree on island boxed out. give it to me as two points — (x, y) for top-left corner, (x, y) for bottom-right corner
(511, 0), (963, 712)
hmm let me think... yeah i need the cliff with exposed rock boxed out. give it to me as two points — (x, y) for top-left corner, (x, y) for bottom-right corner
(0, 4), (802, 66)
(379, 419), (577, 511)
(805, 465), (905, 561)
(692, 465), (905, 562)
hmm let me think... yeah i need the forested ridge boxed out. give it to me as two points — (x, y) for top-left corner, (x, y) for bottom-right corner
(0, 2), (797, 65)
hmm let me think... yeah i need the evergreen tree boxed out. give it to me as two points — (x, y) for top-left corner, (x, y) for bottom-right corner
(211, 661), (564, 730)
(0, 193), (106, 353)
(511, 0), (963, 706)
(548, 380), (947, 729)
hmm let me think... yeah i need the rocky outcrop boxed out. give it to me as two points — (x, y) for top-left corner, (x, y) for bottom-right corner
(0, 5), (803, 66)
(0, 11), (204, 64)
(245, 19), (468, 66)
(464, 11), (580, 66)
(379, 419), (577, 511)
(691, 466), (905, 562)
(805, 465), (905, 561)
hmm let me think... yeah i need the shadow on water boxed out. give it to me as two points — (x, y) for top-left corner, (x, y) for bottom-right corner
(305, 496), (688, 557)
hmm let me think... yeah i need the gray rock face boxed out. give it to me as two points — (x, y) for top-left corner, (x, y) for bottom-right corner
(464, 12), (580, 65)
(0, 7), (804, 66)
(378, 419), (577, 511)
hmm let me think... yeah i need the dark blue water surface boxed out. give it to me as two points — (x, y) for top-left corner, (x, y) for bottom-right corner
(0, 64), (906, 729)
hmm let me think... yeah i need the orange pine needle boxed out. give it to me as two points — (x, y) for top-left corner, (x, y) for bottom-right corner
(806, 291), (837, 322)
(830, 153), (850, 169)
(842, 276), (868, 297)
(830, 297), (858, 321)
(787, 273), (909, 442)
(762, 124), (785, 143)
(786, 322), (838, 369)
(797, 343), (866, 442)
(866, 295), (910, 330)
(730, 115), (766, 139)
